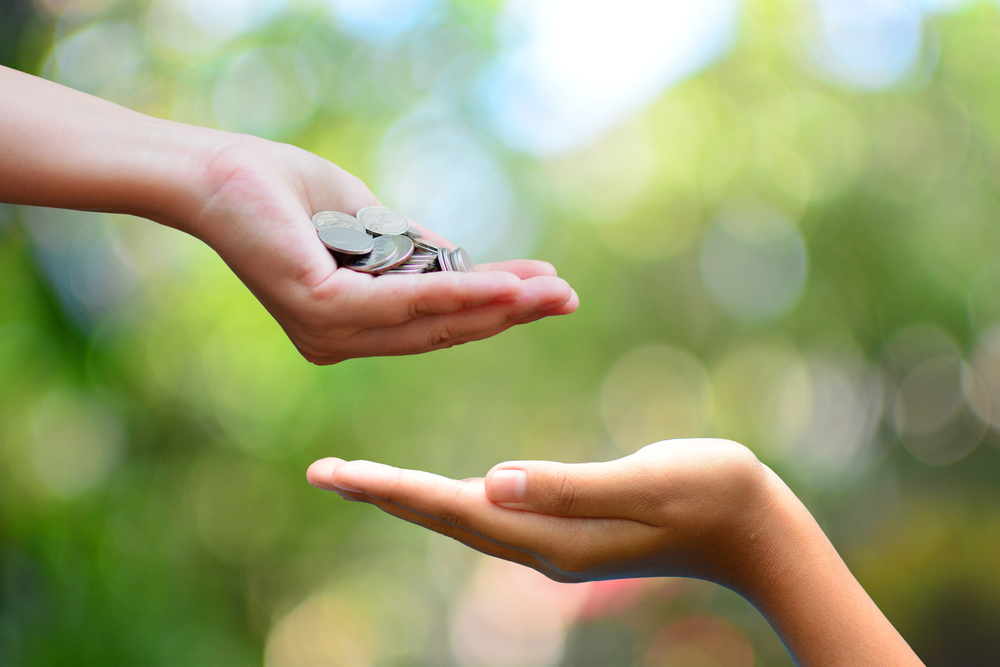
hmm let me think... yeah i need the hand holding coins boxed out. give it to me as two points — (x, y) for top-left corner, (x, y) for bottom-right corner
(1, 66), (577, 366)
(313, 207), (473, 275)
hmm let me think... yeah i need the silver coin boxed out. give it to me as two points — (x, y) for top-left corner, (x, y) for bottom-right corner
(374, 235), (415, 273)
(404, 227), (423, 239)
(437, 247), (453, 272)
(385, 267), (428, 274)
(318, 226), (375, 255)
(413, 238), (440, 252)
(403, 254), (438, 265)
(394, 260), (433, 271)
(398, 253), (434, 263)
(361, 235), (415, 274)
(451, 247), (473, 272)
(339, 235), (398, 272)
(356, 206), (409, 236)
(312, 210), (364, 232)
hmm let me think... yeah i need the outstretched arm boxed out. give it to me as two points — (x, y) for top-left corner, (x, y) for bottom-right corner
(307, 439), (923, 667)
(0, 66), (578, 363)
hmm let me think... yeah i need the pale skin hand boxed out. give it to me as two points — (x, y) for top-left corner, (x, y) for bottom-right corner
(307, 439), (925, 667)
(0, 66), (578, 364)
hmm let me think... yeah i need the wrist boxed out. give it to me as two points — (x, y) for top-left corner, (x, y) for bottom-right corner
(720, 466), (821, 604)
(719, 467), (922, 666)
(111, 117), (244, 236)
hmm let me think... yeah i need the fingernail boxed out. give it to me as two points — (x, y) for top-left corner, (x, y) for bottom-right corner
(488, 469), (527, 503)
(307, 458), (363, 493)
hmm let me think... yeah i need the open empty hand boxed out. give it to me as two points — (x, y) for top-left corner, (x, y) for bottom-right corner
(307, 439), (924, 667)
(306, 439), (772, 584)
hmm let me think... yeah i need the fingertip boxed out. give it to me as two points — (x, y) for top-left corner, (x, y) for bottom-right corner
(539, 290), (578, 313)
(334, 459), (403, 493)
(307, 457), (345, 490)
(566, 288), (580, 312)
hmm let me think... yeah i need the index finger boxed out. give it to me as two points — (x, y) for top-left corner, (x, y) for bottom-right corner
(307, 458), (568, 578)
(320, 268), (528, 327)
(312, 459), (656, 575)
(315, 458), (580, 561)
(322, 459), (522, 534)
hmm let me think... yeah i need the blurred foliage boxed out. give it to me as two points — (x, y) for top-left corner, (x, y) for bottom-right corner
(1, 0), (999, 666)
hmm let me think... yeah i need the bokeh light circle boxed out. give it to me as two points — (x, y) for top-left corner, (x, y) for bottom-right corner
(25, 389), (126, 499)
(450, 557), (590, 667)
(600, 345), (712, 452)
(699, 208), (809, 324)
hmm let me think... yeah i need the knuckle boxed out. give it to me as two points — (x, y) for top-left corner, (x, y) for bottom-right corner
(550, 469), (577, 515)
(429, 326), (459, 349)
(436, 485), (471, 530)
(406, 294), (433, 320)
(718, 440), (764, 480)
(382, 466), (406, 497)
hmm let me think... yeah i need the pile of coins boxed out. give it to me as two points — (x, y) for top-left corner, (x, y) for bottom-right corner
(312, 207), (473, 275)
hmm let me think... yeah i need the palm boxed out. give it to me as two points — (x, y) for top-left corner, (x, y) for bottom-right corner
(187, 139), (578, 364)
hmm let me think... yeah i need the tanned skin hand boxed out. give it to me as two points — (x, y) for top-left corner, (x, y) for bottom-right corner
(307, 439), (925, 667)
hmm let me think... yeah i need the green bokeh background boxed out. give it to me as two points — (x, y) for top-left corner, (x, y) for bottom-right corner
(1, 1), (998, 665)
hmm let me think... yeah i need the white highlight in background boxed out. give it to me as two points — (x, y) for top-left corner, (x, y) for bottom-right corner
(450, 558), (591, 667)
(378, 107), (526, 260)
(480, 0), (739, 155)
(809, 0), (925, 90)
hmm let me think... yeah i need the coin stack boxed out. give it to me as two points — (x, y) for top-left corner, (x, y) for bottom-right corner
(312, 207), (473, 275)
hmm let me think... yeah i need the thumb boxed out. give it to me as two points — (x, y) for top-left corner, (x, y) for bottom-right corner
(484, 459), (634, 517)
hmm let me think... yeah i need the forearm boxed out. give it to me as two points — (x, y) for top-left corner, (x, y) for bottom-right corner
(0, 66), (233, 231)
(740, 472), (923, 667)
